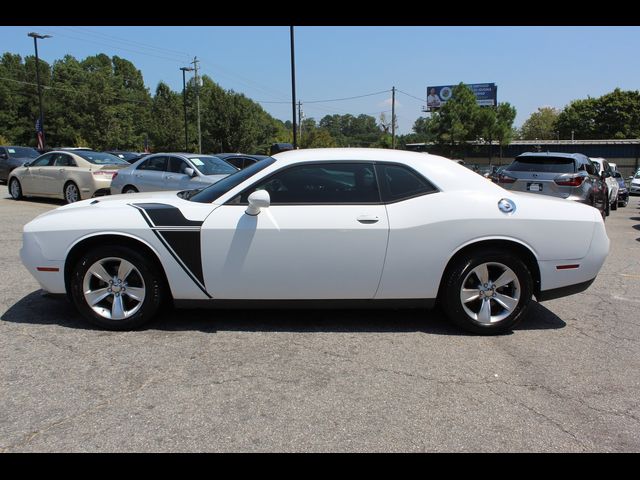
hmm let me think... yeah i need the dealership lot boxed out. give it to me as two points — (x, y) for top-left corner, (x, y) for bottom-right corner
(0, 186), (639, 452)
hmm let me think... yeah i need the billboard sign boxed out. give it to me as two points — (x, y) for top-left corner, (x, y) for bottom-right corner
(426, 83), (497, 111)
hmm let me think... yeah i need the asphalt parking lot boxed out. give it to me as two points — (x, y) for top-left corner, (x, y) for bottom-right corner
(1, 186), (639, 453)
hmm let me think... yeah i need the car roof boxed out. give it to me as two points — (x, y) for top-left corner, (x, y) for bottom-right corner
(215, 153), (269, 159)
(516, 151), (589, 161)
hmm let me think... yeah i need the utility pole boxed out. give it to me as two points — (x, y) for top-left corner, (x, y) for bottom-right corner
(180, 66), (194, 152)
(191, 56), (202, 154)
(391, 86), (396, 149)
(290, 26), (297, 149)
(297, 101), (303, 146)
(28, 32), (51, 151)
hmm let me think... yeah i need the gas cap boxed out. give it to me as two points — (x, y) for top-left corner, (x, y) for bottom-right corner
(498, 198), (516, 214)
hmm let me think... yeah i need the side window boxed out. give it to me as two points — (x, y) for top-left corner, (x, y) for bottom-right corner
(168, 157), (189, 174)
(138, 156), (167, 172)
(376, 164), (438, 202)
(54, 154), (76, 167)
(31, 154), (55, 167)
(237, 162), (380, 204)
(225, 157), (243, 169)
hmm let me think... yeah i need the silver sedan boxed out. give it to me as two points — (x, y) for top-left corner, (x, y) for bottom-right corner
(110, 153), (238, 194)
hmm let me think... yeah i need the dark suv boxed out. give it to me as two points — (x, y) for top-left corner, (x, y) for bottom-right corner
(0, 146), (40, 183)
(497, 152), (609, 219)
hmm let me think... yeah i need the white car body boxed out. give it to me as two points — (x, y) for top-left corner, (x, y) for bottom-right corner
(590, 157), (619, 205)
(20, 149), (609, 332)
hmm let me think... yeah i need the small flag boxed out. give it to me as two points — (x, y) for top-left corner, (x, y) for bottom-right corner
(35, 118), (45, 150)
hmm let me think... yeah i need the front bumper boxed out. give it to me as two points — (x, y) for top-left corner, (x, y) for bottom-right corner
(20, 232), (66, 294)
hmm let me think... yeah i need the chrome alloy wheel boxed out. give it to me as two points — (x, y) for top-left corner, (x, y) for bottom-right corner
(460, 262), (521, 324)
(65, 183), (80, 203)
(82, 257), (146, 320)
(10, 179), (21, 198)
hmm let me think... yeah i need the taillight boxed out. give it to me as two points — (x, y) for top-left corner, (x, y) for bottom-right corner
(93, 171), (117, 179)
(498, 173), (517, 184)
(554, 175), (585, 187)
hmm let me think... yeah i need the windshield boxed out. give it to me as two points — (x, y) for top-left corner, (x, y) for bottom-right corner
(111, 152), (140, 161)
(189, 157), (276, 203)
(6, 147), (39, 158)
(189, 156), (238, 176)
(75, 151), (130, 165)
(506, 157), (576, 174)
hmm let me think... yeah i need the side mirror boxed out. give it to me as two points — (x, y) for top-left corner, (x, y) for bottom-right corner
(184, 167), (196, 177)
(0, 153), (7, 160)
(23, 162), (31, 168)
(245, 190), (270, 216)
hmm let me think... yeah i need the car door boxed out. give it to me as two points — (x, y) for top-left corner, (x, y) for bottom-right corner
(164, 156), (194, 191)
(200, 162), (389, 299)
(133, 156), (168, 192)
(41, 153), (76, 195)
(0, 148), (8, 180)
(21, 153), (55, 194)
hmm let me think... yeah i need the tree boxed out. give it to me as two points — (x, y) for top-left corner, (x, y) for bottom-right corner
(431, 83), (482, 157)
(520, 106), (560, 140)
(555, 89), (640, 140)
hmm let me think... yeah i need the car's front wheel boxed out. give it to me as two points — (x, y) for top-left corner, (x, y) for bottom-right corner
(440, 250), (533, 335)
(70, 245), (165, 330)
(122, 185), (138, 194)
(9, 178), (23, 200)
(611, 193), (618, 211)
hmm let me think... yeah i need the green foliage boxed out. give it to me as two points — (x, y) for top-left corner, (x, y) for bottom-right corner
(520, 106), (560, 140)
(556, 89), (640, 139)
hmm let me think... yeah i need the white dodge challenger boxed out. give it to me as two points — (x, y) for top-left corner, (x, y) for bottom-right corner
(20, 148), (609, 334)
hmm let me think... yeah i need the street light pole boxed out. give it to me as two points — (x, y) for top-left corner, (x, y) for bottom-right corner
(180, 66), (194, 152)
(28, 32), (51, 150)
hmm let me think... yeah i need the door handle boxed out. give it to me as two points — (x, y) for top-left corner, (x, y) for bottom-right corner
(357, 215), (379, 224)
(166, 175), (173, 180)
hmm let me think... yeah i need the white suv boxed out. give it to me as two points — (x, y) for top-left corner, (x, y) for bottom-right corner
(590, 157), (619, 211)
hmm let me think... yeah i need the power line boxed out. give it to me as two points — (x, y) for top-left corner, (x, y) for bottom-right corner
(39, 28), (190, 64)
(59, 26), (192, 59)
(304, 89), (390, 104)
(396, 89), (425, 103)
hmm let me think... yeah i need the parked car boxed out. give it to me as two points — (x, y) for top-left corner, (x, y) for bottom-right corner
(21, 148), (609, 335)
(612, 171), (629, 207)
(110, 153), (238, 195)
(215, 153), (270, 170)
(8, 150), (130, 203)
(589, 157), (619, 211)
(0, 146), (40, 183)
(497, 152), (609, 219)
(630, 170), (640, 196)
(105, 150), (146, 164)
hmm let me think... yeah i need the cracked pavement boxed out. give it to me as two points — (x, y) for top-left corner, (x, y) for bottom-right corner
(1, 186), (639, 452)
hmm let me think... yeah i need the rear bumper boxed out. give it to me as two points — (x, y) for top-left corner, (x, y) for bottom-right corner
(537, 278), (595, 301)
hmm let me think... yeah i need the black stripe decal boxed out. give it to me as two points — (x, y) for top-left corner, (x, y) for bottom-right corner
(130, 203), (211, 298)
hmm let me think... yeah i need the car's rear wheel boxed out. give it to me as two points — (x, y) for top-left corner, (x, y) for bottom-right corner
(64, 181), (81, 204)
(440, 250), (533, 335)
(70, 245), (165, 330)
(9, 178), (23, 200)
(122, 185), (138, 194)
(611, 194), (618, 210)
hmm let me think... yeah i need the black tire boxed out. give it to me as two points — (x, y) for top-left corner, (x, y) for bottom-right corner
(611, 195), (618, 211)
(440, 249), (533, 335)
(69, 245), (165, 330)
(604, 193), (610, 217)
(9, 177), (23, 200)
(619, 198), (628, 208)
(64, 181), (81, 204)
(122, 185), (139, 194)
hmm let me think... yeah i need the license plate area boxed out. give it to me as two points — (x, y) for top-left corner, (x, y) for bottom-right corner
(527, 182), (543, 192)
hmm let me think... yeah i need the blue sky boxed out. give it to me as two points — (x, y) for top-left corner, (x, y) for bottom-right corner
(1, 26), (639, 135)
